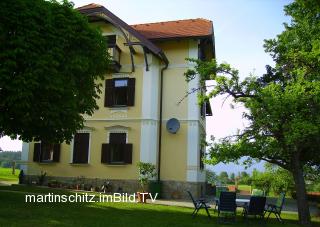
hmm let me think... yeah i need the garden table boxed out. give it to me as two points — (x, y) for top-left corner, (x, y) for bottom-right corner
(235, 198), (250, 208)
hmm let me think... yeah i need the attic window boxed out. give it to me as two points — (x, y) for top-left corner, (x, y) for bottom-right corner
(105, 35), (121, 72)
(105, 35), (116, 47)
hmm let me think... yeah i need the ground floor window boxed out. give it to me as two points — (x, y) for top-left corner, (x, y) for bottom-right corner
(33, 142), (60, 163)
(101, 132), (132, 164)
(72, 133), (90, 164)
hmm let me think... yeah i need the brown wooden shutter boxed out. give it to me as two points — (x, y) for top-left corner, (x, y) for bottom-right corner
(53, 144), (61, 162)
(33, 143), (41, 162)
(105, 79), (114, 107)
(127, 78), (135, 106)
(73, 133), (89, 163)
(101, 143), (111, 163)
(124, 144), (133, 164)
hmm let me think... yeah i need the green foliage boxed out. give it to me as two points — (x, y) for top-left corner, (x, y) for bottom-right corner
(205, 170), (218, 185)
(185, 1), (320, 224)
(0, 151), (21, 160)
(137, 162), (156, 192)
(0, 151), (21, 168)
(251, 169), (272, 195)
(0, 0), (110, 143)
(238, 171), (251, 185)
(218, 171), (229, 185)
(230, 173), (235, 183)
(265, 163), (295, 196)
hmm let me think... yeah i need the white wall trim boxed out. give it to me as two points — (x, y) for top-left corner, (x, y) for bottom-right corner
(111, 73), (131, 79)
(104, 125), (131, 131)
(187, 39), (201, 182)
(105, 126), (129, 143)
(139, 59), (160, 165)
(84, 118), (201, 122)
(120, 63), (194, 70)
(21, 142), (29, 173)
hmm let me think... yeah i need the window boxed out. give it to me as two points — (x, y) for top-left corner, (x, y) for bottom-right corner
(105, 35), (116, 48)
(114, 79), (128, 106)
(101, 133), (132, 164)
(33, 142), (60, 163)
(200, 100), (213, 117)
(72, 133), (90, 164)
(105, 78), (135, 107)
(105, 35), (121, 72)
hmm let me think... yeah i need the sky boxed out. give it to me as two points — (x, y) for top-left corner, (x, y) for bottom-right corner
(0, 0), (292, 173)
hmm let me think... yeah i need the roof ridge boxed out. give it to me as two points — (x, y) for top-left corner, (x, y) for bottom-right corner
(76, 3), (103, 10)
(131, 18), (212, 26)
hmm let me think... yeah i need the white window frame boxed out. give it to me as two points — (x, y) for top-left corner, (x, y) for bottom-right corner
(105, 125), (130, 144)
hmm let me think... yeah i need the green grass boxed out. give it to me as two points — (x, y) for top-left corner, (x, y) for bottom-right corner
(0, 167), (20, 182)
(237, 185), (252, 191)
(0, 185), (319, 227)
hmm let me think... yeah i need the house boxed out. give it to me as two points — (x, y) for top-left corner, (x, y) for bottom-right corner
(21, 3), (215, 199)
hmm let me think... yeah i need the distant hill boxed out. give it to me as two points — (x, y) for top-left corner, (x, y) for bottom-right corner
(0, 151), (21, 168)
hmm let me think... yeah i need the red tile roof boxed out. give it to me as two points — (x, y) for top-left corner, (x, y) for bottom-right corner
(131, 19), (213, 40)
(77, 4), (213, 40)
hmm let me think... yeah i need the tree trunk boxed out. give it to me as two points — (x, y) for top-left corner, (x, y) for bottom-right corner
(292, 153), (311, 226)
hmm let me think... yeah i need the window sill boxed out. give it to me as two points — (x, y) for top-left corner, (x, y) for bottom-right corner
(69, 163), (90, 166)
(110, 106), (128, 110)
(102, 162), (127, 166)
(38, 161), (56, 164)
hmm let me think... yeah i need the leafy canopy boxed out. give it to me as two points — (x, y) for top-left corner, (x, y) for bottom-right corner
(0, 0), (110, 143)
(185, 1), (320, 224)
(184, 0), (320, 171)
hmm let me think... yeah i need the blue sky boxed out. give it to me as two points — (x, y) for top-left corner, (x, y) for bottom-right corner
(0, 0), (292, 173)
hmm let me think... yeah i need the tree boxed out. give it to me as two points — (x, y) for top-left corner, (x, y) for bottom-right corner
(251, 169), (272, 195)
(265, 163), (295, 196)
(0, 0), (110, 143)
(218, 171), (229, 185)
(230, 173), (235, 184)
(184, 1), (320, 225)
(238, 171), (251, 185)
(206, 170), (218, 185)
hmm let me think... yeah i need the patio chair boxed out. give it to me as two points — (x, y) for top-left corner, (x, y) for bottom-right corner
(243, 196), (266, 219)
(264, 192), (286, 222)
(187, 191), (211, 218)
(214, 186), (228, 212)
(216, 191), (237, 222)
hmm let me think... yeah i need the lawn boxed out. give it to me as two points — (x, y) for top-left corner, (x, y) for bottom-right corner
(237, 184), (252, 191)
(0, 185), (319, 227)
(0, 167), (19, 182)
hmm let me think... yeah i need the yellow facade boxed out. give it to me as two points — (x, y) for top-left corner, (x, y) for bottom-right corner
(22, 6), (214, 199)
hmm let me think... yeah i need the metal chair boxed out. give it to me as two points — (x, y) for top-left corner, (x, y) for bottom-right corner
(243, 196), (266, 219)
(187, 191), (211, 218)
(217, 191), (237, 222)
(264, 192), (286, 222)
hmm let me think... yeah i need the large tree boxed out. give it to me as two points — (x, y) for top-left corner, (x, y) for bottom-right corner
(0, 0), (110, 143)
(185, 0), (320, 225)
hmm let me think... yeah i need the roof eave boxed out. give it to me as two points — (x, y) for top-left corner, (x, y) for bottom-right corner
(78, 7), (166, 60)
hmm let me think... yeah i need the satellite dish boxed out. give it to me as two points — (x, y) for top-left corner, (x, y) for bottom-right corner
(166, 118), (180, 134)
